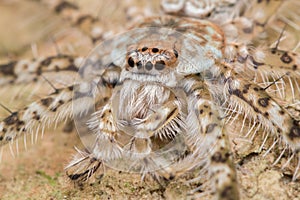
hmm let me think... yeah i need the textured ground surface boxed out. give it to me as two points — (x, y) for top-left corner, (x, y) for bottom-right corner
(0, 1), (300, 200)
(1, 127), (300, 200)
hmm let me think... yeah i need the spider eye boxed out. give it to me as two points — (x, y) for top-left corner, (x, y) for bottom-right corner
(128, 57), (135, 67)
(152, 48), (159, 53)
(145, 61), (153, 71)
(155, 60), (165, 70)
(142, 47), (148, 52)
(173, 49), (178, 58)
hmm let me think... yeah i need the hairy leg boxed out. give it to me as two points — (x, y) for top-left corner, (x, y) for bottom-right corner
(215, 62), (300, 179)
(173, 75), (240, 199)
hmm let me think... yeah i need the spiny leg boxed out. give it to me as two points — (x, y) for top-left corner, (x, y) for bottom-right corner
(0, 62), (121, 147)
(223, 38), (300, 136)
(215, 62), (300, 179)
(224, 43), (300, 106)
(0, 53), (123, 87)
(0, 84), (85, 147)
(37, 0), (114, 43)
(221, 1), (300, 104)
(65, 103), (120, 185)
(174, 75), (239, 200)
(0, 55), (82, 86)
(246, 48), (300, 104)
(220, 0), (285, 45)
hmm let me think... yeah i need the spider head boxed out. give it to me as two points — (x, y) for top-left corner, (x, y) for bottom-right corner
(125, 46), (179, 75)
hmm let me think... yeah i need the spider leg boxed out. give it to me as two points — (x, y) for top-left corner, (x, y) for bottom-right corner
(0, 53), (123, 88)
(174, 75), (239, 199)
(161, 0), (246, 19)
(220, 1), (283, 45)
(0, 62), (121, 147)
(65, 147), (104, 185)
(65, 103), (121, 185)
(224, 44), (300, 104)
(216, 1), (300, 50)
(222, 1), (300, 104)
(0, 83), (88, 147)
(37, 0), (113, 43)
(216, 63), (300, 178)
(0, 55), (82, 86)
